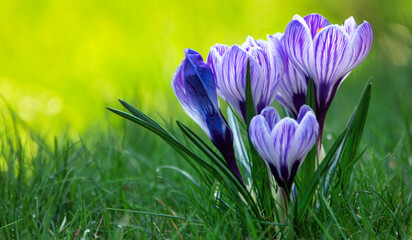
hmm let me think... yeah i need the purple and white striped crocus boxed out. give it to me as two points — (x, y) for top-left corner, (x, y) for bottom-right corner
(282, 13), (373, 141)
(268, 33), (310, 119)
(172, 49), (244, 183)
(207, 36), (286, 122)
(249, 105), (318, 193)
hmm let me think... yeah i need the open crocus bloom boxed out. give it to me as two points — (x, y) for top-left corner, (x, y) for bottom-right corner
(207, 36), (285, 122)
(282, 14), (373, 136)
(249, 105), (318, 192)
(268, 33), (309, 119)
(172, 49), (244, 183)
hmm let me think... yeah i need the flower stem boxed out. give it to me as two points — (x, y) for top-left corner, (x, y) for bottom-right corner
(277, 187), (290, 223)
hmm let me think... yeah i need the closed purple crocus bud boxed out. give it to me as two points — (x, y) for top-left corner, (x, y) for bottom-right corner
(172, 49), (244, 183)
(249, 105), (318, 193)
(282, 13), (373, 142)
(207, 36), (286, 122)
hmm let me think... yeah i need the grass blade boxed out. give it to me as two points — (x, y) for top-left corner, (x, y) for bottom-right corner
(177, 121), (261, 219)
(338, 80), (372, 190)
(244, 59), (274, 218)
(107, 106), (216, 185)
(227, 107), (252, 183)
(296, 129), (346, 223)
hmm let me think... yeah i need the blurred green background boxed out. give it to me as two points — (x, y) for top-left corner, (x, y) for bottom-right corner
(0, 0), (411, 149)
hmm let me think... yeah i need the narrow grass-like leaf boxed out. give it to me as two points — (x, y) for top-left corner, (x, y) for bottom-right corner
(107, 208), (204, 223)
(281, 106), (293, 118)
(300, 78), (317, 191)
(296, 129), (346, 223)
(107, 106), (216, 185)
(305, 78), (316, 111)
(320, 195), (347, 238)
(176, 121), (226, 165)
(177, 121), (261, 218)
(339, 81), (372, 190)
(243, 59), (274, 218)
(245, 59), (256, 127)
(309, 208), (334, 240)
(227, 107), (252, 183)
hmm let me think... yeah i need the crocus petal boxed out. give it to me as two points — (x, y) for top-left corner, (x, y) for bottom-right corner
(343, 16), (358, 36)
(271, 118), (299, 184)
(266, 34), (286, 83)
(274, 31), (309, 118)
(312, 25), (351, 107)
(242, 36), (260, 50)
(249, 115), (274, 166)
(172, 49), (219, 137)
(172, 64), (207, 133)
(247, 46), (273, 113)
(303, 13), (332, 39)
(260, 106), (281, 129)
(207, 44), (230, 76)
(293, 105), (319, 162)
(185, 49), (219, 109)
(283, 17), (314, 77)
(347, 21), (373, 71)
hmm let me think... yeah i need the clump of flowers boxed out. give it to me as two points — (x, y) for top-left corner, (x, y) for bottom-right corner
(109, 13), (373, 234)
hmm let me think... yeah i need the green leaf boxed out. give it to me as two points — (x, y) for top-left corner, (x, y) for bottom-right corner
(227, 107), (252, 184)
(177, 121), (261, 219)
(338, 80), (372, 191)
(298, 78), (317, 202)
(305, 78), (316, 111)
(281, 106), (293, 118)
(296, 128), (346, 224)
(245, 59), (256, 127)
(107, 103), (214, 185)
(244, 59), (274, 218)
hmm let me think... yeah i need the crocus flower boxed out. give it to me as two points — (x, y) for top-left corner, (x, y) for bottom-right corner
(207, 36), (286, 122)
(172, 48), (244, 183)
(282, 13), (373, 140)
(249, 105), (318, 193)
(268, 33), (309, 119)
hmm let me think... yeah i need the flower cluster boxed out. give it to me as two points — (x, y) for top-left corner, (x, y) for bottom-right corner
(172, 14), (372, 200)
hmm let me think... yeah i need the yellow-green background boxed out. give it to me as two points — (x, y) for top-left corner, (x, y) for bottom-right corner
(0, 0), (411, 141)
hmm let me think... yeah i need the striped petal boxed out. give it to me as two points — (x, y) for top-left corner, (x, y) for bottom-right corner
(274, 31), (309, 118)
(303, 14), (332, 39)
(293, 105), (319, 161)
(249, 115), (274, 168)
(271, 117), (299, 188)
(312, 25), (351, 108)
(347, 21), (373, 71)
(172, 49), (220, 137)
(260, 106), (281, 129)
(283, 16), (314, 77)
(207, 44), (230, 76)
(343, 16), (358, 36)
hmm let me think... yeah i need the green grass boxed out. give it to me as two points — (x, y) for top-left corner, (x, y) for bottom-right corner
(0, 99), (411, 238)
